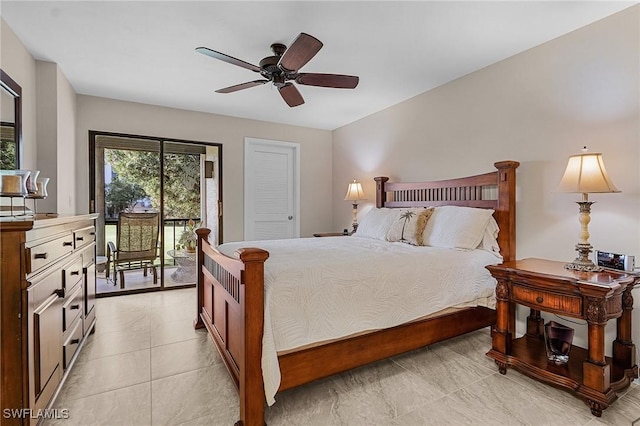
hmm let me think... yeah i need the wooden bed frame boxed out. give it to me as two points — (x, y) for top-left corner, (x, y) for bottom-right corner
(194, 160), (519, 426)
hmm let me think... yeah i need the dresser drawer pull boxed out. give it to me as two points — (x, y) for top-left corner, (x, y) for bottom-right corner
(536, 296), (544, 303)
(69, 338), (80, 345)
(70, 271), (80, 276)
(76, 236), (84, 241)
(34, 252), (48, 260)
(63, 241), (73, 247)
(90, 232), (95, 236)
(70, 304), (81, 310)
(54, 288), (65, 298)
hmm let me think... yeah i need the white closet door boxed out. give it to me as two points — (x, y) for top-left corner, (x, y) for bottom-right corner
(244, 138), (299, 240)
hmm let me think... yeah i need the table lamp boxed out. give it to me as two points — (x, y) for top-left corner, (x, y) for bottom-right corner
(558, 148), (620, 271)
(344, 180), (366, 233)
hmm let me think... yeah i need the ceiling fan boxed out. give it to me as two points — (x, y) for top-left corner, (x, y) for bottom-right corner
(196, 33), (359, 107)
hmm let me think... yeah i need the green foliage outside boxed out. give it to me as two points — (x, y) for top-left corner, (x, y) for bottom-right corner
(0, 140), (16, 169)
(105, 178), (146, 216)
(105, 149), (200, 219)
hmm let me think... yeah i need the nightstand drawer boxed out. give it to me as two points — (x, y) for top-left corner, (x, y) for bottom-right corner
(511, 285), (582, 316)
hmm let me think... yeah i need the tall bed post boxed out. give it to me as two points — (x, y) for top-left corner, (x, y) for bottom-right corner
(194, 227), (210, 329)
(374, 176), (389, 208)
(236, 248), (269, 426)
(494, 161), (518, 262)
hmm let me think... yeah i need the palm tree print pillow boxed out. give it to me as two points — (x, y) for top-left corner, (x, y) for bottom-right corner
(386, 207), (434, 245)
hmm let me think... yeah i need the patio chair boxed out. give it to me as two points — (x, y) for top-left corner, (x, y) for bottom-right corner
(106, 212), (160, 289)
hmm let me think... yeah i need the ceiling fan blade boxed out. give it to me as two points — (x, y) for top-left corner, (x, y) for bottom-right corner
(295, 73), (359, 89)
(195, 47), (261, 73)
(278, 33), (323, 72)
(215, 80), (269, 94)
(278, 83), (304, 107)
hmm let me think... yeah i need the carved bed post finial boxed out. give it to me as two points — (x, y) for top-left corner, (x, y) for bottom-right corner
(374, 177), (389, 208)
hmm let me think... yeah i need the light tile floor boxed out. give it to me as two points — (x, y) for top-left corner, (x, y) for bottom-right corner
(46, 288), (640, 425)
(96, 266), (195, 295)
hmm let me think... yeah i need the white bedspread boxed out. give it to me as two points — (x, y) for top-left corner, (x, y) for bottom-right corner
(217, 236), (501, 405)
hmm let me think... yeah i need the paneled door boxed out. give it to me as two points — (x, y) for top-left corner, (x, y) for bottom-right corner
(244, 137), (300, 240)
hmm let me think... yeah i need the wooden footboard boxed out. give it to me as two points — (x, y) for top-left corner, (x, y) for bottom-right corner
(195, 160), (519, 426)
(194, 228), (268, 425)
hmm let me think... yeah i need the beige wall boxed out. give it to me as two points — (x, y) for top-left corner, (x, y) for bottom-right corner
(1, 22), (76, 214)
(1, 19), (37, 170)
(57, 64), (77, 214)
(75, 96), (333, 241)
(35, 61), (77, 214)
(332, 6), (640, 347)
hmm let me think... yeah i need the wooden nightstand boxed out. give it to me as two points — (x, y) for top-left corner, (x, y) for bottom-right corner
(486, 258), (639, 417)
(313, 232), (349, 237)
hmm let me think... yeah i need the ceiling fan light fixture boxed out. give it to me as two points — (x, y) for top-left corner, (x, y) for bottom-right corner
(195, 32), (359, 107)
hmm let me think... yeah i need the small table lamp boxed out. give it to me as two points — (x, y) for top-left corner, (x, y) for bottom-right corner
(344, 180), (366, 233)
(558, 149), (620, 271)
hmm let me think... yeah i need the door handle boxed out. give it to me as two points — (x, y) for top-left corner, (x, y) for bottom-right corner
(288, 216), (293, 220)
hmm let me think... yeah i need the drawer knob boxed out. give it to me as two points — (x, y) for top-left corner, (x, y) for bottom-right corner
(70, 304), (80, 310)
(70, 271), (80, 276)
(63, 241), (73, 247)
(70, 338), (80, 345)
(76, 236), (84, 241)
(536, 296), (544, 303)
(34, 252), (48, 260)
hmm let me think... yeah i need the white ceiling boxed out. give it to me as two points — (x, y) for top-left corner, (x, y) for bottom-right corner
(1, 1), (635, 130)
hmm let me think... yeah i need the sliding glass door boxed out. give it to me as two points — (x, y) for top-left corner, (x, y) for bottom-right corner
(89, 131), (221, 296)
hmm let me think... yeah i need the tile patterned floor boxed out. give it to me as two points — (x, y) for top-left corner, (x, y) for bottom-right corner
(46, 288), (640, 425)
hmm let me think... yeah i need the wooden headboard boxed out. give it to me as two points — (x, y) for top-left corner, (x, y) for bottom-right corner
(374, 160), (519, 262)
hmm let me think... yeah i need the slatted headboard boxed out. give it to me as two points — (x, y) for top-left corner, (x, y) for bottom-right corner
(374, 160), (519, 262)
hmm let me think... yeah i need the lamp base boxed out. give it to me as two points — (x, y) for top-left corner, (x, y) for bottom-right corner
(565, 243), (603, 272)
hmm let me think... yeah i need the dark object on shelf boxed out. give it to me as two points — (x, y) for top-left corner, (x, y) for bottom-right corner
(544, 321), (574, 364)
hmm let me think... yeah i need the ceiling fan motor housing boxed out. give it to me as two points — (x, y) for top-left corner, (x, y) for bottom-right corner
(259, 56), (281, 74)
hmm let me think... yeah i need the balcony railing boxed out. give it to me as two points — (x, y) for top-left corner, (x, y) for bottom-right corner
(104, 217), (200, 266)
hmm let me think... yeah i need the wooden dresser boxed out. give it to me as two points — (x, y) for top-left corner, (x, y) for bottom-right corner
(0, 214), (98, 425)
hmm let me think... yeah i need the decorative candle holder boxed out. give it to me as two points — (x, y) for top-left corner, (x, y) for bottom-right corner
(26, 170), (40, 194)
(544, 321), (574, 364)
(0, 170), (30, 196)
(36, 177), (50, 198)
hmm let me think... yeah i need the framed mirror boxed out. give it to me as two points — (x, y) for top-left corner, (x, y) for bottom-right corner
(1, 69), (22, 169)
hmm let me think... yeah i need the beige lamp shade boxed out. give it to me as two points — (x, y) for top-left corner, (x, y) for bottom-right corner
(558, 152), (620, 194)
(344, 180), (366, 201)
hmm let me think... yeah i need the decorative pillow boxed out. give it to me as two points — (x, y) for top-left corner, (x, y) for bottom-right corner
(354, 208), (400, 240)
(422, 206), (494, 249)
(386, 207), (434, 245)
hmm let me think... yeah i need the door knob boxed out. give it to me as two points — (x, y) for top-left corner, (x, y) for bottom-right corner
(288, 216), (293, 220)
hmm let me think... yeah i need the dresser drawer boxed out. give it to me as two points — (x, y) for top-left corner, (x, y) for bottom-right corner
(511, 285), (582, 316)
(63, 318), (83, 370)
(63, 285), (83, 333)
(63, 256), (83, 292)
(27, 232), (74, 274)
(74, 226), (96, 250)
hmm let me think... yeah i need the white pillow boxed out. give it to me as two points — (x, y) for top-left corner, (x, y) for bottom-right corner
(477, 216), (502, 257)
(422, 206), (494, 249)
(386, 207), (434, 245)
(354, 208), (400, 240)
